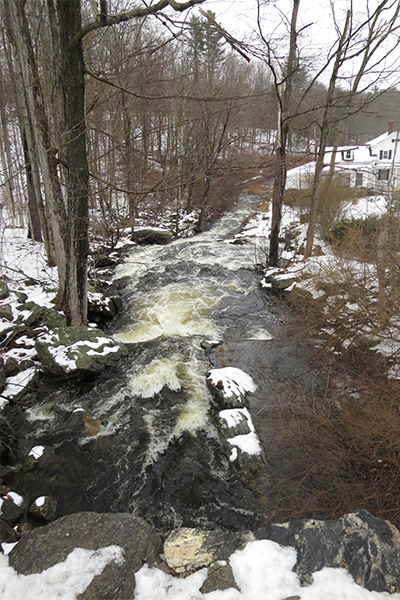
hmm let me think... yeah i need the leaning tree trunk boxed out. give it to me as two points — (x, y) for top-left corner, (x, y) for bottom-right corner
(57, 0), (89, 325)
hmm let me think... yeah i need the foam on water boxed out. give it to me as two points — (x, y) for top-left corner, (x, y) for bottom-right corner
(123, 357), (182, 398)
(114, 282), (222, 343)
(124, 347), (215, 463)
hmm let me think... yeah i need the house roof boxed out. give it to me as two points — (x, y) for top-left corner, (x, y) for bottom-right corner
(365, 131), (399, 146)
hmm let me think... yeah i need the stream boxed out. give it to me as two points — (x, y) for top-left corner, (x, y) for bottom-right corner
(10, 193), (324, 532)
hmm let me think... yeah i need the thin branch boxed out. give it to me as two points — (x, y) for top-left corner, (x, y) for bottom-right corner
(75, 0), (206, 44)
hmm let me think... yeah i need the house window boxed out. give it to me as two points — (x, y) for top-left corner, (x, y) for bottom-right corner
(343, 149), (353, 160)
(378, 169), (390, 181)
(379, 150), (392, 160)
(355, 172), (363, 186)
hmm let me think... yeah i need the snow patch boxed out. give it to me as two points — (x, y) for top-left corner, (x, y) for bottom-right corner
(208, 367), (257, 399)
(0, 545), (124, 600)
(28, 446), (44, 460)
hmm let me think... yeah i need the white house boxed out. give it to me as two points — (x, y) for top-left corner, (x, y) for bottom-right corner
(286, 126), (400, 191)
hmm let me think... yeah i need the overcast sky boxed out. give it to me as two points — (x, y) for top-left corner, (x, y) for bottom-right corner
(188, 0), (400, 89)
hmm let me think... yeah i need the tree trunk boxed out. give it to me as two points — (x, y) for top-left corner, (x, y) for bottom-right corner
(57, 0), (89, 325)
(0, 71), (16, 226)
(304, 10), (351, 260)
(22, 130), (42, 241)
(3, 0), (60, 265)
(270, 134), (287, 265)
(268, 0), (300, 266)
(376, 225), (388, 327)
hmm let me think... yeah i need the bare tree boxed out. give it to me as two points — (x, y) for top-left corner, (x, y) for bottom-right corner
(305, 0), (400, 258)
(255, 0), (301, 266)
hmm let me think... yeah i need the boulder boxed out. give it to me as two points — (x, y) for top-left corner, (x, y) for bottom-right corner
(28, 495), (58, 521)
(0, 304), (12, 321)
(207, 367), (257, 409)
(87, 291), (122, 324)
(91, 251), (116, 268)
(9, 512), (162, 600)
(35, 326), (126, 376)
(19, 303), (67, 329)
(15, 292), (28, 304)
(131, 228), (173, 245)
(200, 562), (239, 593)
(257, 509), (400, 593)
(217, 407), (264, 468)
(0, 519), (18, 543)
(163, 527), (254, 574)
(0, 497), (22, 524)
(0, 280), (9, 300)
(218, 408), (252, 438)
(271, 273), (297, 290)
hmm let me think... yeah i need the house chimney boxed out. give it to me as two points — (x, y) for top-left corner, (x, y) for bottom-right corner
(388, 121), (394, 134)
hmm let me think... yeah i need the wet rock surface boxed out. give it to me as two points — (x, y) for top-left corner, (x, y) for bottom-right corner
(8, 512), (162, 600)
(135, 430), (262, 531)
(256, 509), (400, 593)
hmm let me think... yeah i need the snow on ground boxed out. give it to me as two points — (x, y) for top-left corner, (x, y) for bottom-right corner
(0, 545), (124, 600)
(0, 226), (60, 404)
(241, 193), (400, 376)
(341, 195), (387, 220)
(135, 539), (398, 600)
(0, 227), (57, 289)
(1, 538), (398, 600)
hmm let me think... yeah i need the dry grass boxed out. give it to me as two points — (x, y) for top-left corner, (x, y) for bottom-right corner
(259, 206), (400, 527)
(260, 369), (400, 527)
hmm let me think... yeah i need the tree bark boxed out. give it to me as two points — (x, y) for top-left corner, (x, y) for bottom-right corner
(268, 0), (300, 266)
(0, 70), (16, 226)
(304, 10), (351, 259)
(57, 0), (89, 325)
(22, 130), (42, 241)
(3, 0), (60, 265)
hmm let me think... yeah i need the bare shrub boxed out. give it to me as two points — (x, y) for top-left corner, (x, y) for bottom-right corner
(260, 373), (400, 527)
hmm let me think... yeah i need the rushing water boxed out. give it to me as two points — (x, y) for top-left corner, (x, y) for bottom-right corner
(12, 193), (316, 532)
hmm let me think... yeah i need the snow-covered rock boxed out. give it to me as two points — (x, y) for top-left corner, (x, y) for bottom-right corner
(207, 367), (257, 408)
(130, 227), (173, 245)
(257, 509), (400, 593)
(35, 326), (126, 376)
(8, 512), (162, 600)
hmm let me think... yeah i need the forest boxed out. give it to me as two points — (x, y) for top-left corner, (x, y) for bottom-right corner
(1, 0), (400, 323)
